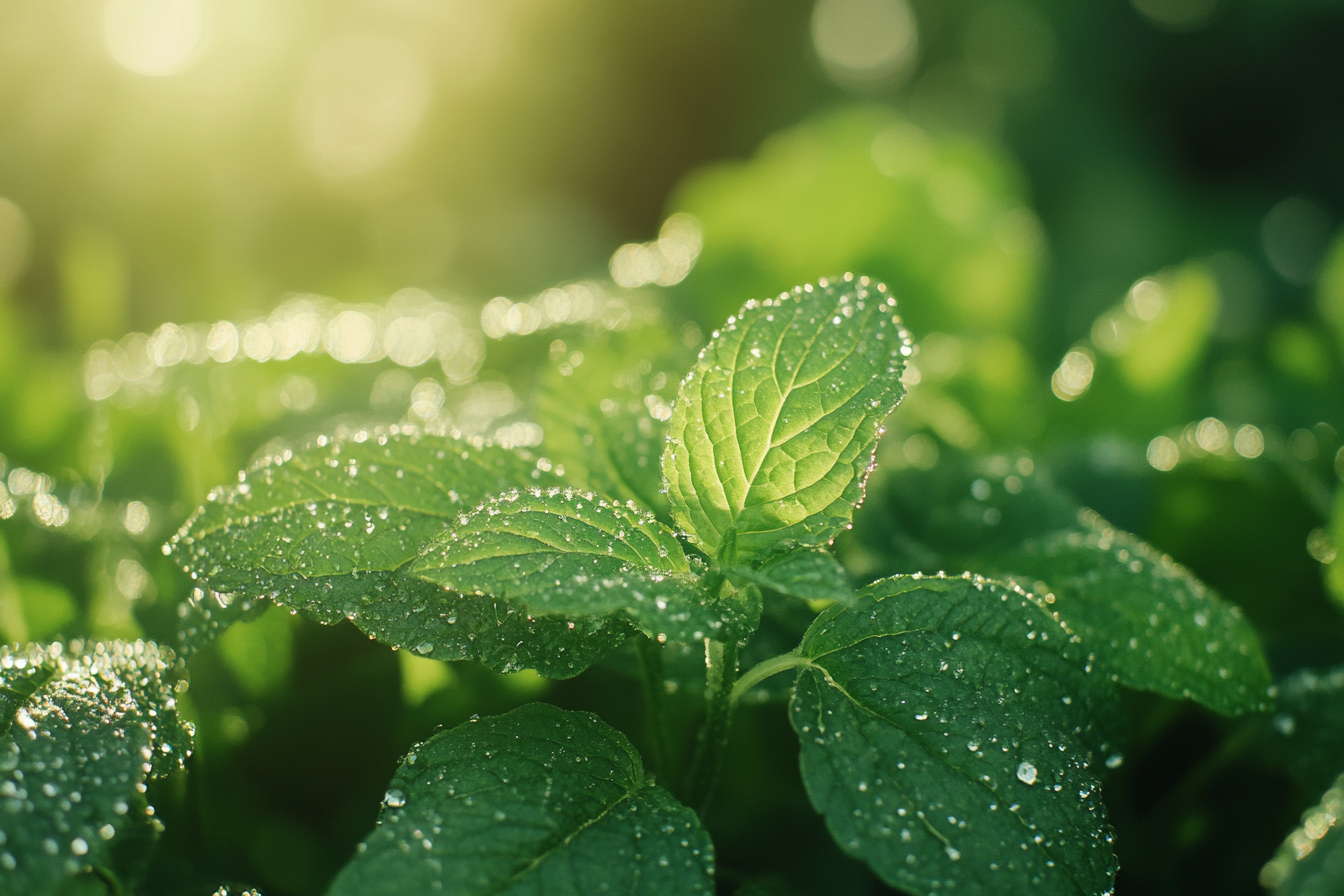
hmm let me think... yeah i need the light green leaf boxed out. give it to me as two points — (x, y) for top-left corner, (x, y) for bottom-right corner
(410, 487), (759, 643)
(664, 275), (912, 564)
(328, 702), (715, 896)
(169, 428), (633, 678)
(791, 574), (1119, 896)
(1260, 771), (1344, 896)
(535, 327), (693, 520)
(999, 511), (1273, 715)
(1, 640), (191, 896)
(728, 547), (854, 604)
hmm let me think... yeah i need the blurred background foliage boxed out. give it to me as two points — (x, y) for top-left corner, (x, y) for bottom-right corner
(1, 1), (1343, 894)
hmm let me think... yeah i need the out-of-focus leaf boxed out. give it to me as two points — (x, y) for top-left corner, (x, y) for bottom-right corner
(1264, 667), (1344, 795)
(664, 276), (910, 564)
(328, 703), (715, 896)
(411, 487), (759, 643)
(535, 326), (692, 520)
(791, 574), (1119, 896)
(0, 640), (191, 896)
(1260, 772), (1344, 896)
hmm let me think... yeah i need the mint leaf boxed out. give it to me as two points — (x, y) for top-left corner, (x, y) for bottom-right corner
(999, 513), (1273, 715)
(536, 327), (692, 520)
(791, 574), (1119, 896)
(1, 640), (191, 895)
(664, 276), (911, 563)
(410, 487), (759, 643)
(170, 429), (634, 678)
(729, 547), (854, 603)
(1259, 771), (1344, 896)
(328, 703), (715, 896)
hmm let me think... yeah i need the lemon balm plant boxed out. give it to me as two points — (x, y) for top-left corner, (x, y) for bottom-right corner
(2, 275), (1282, 895)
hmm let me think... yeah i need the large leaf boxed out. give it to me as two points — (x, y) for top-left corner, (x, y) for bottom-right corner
(664, 275), (911, 564)
(169, 428), (634, 678)
(535, 326), (693, 520)
(1, 640), (191, 896)
(791, 574), (1119, 896)
(1259, 771), (1344, 896)
(328, 702), (715, 896)
(858, 455), (1273, 715)
(410, 487), (759, 643)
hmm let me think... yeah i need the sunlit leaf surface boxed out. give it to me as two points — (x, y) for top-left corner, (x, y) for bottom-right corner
(329, 703), (714, 896)
(791, 575), (1118, 896)
(664, 275), (911, 564)
(1260, 772), (1344, 896)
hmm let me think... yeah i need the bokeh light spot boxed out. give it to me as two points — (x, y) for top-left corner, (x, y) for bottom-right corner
(104, 0), (207, 77)
(812, 0), (918, 86)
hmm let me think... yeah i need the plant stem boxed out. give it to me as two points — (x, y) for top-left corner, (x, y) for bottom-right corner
(729, 651), (812, 706)
(635, 635), (673, 784)
(682, 638), (738, 814)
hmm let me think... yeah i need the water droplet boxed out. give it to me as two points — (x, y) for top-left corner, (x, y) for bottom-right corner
(385, 789), (407, 808)
(1016, 761), (1037, 785)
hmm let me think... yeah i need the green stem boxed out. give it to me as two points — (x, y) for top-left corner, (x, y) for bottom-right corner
(682, 638), (738, 814)
(635, 635), (673, 784)
(729, 651), (812, 706)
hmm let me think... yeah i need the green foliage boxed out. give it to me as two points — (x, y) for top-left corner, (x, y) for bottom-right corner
(1259, 772), (1344, 896)
(328, 703), (714, 896)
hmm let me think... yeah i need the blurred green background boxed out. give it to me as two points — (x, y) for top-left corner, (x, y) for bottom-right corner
(2, 1), (1343, 894)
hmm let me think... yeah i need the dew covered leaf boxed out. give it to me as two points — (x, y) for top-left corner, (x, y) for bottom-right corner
(535, 326), (693, 521)
(791, 574), (1119, 896)
(1, 640), (191, 896)
(728, 547), (854, 604)
(857, 455), (1272, 715)
(410, 487), (759, 643)
(1259, 771), (1344, 896)
(169, 429), (634, 678)
(328, 702), (715, 896)
(663, 275), (911, 564)
(1263, 666), (1344, 795)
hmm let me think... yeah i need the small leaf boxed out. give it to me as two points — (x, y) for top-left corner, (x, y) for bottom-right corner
(1, 640), (191, 896)
(791, 574), (1119, 896)
(535, 326), (693, 520)
(729, 547), (854, 604)
(998, 511), (1273, 715)
(1259, 771), (1344, 896)
(664, 275), (911, 563)
(170, 429), (632, 678)
(328, 702), (715, 896)
(410, 487), (759, 643)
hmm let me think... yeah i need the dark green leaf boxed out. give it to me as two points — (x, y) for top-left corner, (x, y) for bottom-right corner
(1259, 772), (1344, 896)
(169, 429), (633, 678)
(328, 702), (715, 896)
(1264, 667), (1344, 795)
(664, 275), (911, 564)
(1, 640), (191, 896)
(791, 574), (1119, 896)
(535, 326), (693, 520)
(729, 547), (854, 604)
(410, 487), (759, 643)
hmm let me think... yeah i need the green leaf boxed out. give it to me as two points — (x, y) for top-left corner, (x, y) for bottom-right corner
(997, 511), (1273, 716)
(169, 428), (634, 678)
(790, 574), (1119, 896)
(1264, 666), (1344, 795)
(1, 640), (191, 896)
(535, 326), (693, 520)
(1259, 771), (1344, 896)
(859, 456), (1273, 715)
(410, 487), (759, 643)
(664, 275), (912, 564)
(728, 547), (853, 604)
(328, 702), (715, 896)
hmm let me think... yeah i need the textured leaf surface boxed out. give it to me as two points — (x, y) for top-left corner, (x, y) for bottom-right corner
(329, 703), (714, 896)
(169, 429), (633, 678)
(729, 547), (854, 603)
(664, 275), (911, 563)
(858, 456), (1272, 715)
(535, 327), (692, 520)
(1, 640), (191, 895)
(411, 488), (759, 643)
(791, 575), (1118, 896)
(998, 511), (1273, 715)
(1260, 772), (1344, 896)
